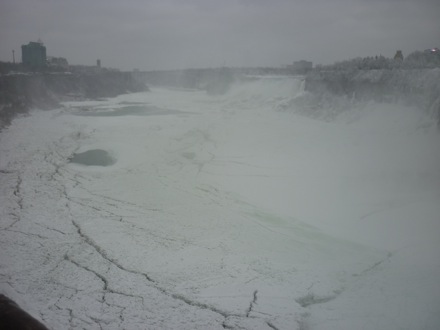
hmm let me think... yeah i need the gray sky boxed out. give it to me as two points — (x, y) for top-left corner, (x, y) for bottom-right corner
(1, 0), (439, 71)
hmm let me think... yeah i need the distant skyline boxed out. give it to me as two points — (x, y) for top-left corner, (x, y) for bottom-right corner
(1, 0), (439, 71)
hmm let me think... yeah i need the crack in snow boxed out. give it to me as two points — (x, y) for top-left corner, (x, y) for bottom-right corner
(266, 321), (280, 330)
(64, 254), (108, 291)
(89, 316), (104, 330)
(70, 219), (155, 283)
(67, 308), (74, 328)
(246, 290), (258, 317)
(169, 293), (234, 319)
(2, 216), (20, 231)
(34, 223), (67, 235)
(12, 174), (23, 210)
(4, 229), (48, 240)
(353, 252), (393, 277)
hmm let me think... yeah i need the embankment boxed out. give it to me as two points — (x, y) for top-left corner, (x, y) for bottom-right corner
(0, 71), (148, 128)
(304, 68), (440, 123)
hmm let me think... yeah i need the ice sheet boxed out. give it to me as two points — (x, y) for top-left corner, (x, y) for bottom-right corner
(1, 78), (439, 329)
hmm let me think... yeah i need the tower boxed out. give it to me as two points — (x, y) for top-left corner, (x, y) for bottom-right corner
(394, 50), (403, 61)
(21, 40), (46, 68)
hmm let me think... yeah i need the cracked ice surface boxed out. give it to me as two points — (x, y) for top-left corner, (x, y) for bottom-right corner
(1, 79), (440, 329)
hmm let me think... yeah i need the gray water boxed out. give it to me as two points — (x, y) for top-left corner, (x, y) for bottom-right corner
(74, 105), (187, 117)
(69, 149), (116, 166)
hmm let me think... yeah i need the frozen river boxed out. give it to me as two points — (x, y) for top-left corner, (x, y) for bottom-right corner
(1, 77), (439, 329)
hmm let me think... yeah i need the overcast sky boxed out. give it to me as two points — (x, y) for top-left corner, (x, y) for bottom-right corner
(1, 0), (439, 71)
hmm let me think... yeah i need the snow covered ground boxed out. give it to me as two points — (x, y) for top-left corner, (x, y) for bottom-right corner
(1, 76), (439, 329)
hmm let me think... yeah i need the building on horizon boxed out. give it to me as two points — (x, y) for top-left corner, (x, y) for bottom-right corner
(47, 56), (69, 70)
(394, 50), (404, 61)
(21, 40), (46, 68)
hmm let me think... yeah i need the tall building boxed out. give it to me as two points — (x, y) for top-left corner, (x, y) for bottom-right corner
(21, 41), (47, 68)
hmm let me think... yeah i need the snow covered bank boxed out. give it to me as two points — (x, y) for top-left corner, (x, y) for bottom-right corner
(304, 68), (440, 124)
(0, 72), (148, 128)
(1, 76), (439, 329)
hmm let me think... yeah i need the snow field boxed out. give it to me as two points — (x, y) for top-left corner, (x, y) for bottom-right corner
(1, 77), (439, 329)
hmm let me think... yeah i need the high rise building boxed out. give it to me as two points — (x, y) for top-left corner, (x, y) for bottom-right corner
(21, 41), (47, 68)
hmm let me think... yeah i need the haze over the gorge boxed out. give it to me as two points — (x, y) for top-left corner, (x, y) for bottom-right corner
(1, 74), (439, 329)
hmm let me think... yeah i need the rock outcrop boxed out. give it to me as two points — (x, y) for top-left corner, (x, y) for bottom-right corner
(0, 294), (49, 330)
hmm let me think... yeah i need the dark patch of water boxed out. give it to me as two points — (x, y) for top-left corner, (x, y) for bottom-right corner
(74, 105), (186, 117)
(69, 149), (116, 166)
